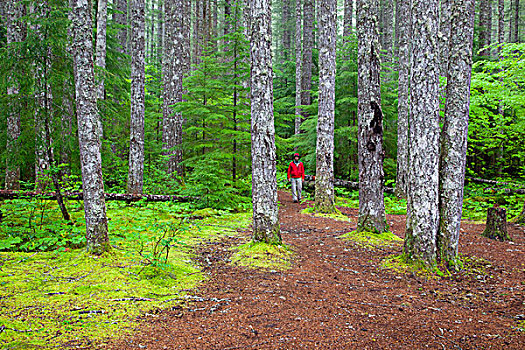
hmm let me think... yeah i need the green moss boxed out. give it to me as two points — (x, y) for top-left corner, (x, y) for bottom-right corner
(192, 208), (219, 218)
(230, 242), (295, 271)
(380, 254), (446, 278)
(301, 206), (350, 222)
(340, 230), (402, 249)
(0, 200), (252, 348)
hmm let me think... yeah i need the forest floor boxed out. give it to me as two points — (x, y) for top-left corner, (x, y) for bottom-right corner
(108, 191), (525, 349)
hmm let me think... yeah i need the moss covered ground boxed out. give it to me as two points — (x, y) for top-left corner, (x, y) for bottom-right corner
(301, 206), (351, 222)
(230, 242), (295, 271)
(339, 230), (403, 250)
(0, 199), (251, 349)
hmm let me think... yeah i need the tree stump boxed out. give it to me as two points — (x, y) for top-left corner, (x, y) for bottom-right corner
(482, 206), (509, 241)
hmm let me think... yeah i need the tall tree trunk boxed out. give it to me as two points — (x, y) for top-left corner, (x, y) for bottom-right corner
(498, 0), (505, 51)
(294, 0), (302, 134)
(438, 0), (475, 267)
(95, 0), (107, 99)
(380, 0), (394, 62)
(282, 0), (291, 60)
(184, 0), (191, 71)
(193, 0), (201, 65)
(395, 0), (411, 199)
(394, 0), (399, 56)
(439, 0), (451, 77)
(513, 0), (520, 42)
(250, 0), (281, 244)
(69, 0), (110, 255)
(478, 0), (492, 56)
(404, 0), (440, 264)
(162, 0), (185, 176)
(5, 0), (25, 191)
(314, 0), (337, 213)
(301, 0), (314, 120)
(128, 0), (146, 194)
(344, 0), (353, 38)
(115, 0), (128, 53)
(357, 0), (387, 233)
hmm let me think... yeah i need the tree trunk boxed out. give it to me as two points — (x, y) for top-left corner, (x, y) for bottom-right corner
(282, 0), (291, 60)
(404, 0), (440, 264)
(439, 0), (451, 77)
(357, 0), (387, 233)
(115, 0), (128, 53)
(514, 200), (525, 224)
(482, 206), (509, 241)
(394, 0), (399, 56)
(498, 0), (505, 53)
(5, 0), (25, 191)
(478, 0), (492, 56)
(162, 0), (185, 177)
(250, 0), (281, 244)
(69, 0), (110, 255)
(314, 0), (337, 214)
(344, 0), (353, 38)
(294, 0), (302, 134)
(512, 0), (520, 43)
(438, 0), (475, 267)
(380, 0), (393, 62)
(95, 0), (107, 99)
(128, 0), (146, 194)
(301, 0), (314, 120)
(395, 0), (410, 199)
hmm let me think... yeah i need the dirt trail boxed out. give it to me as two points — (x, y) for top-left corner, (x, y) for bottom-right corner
(109, 191), (525, 349)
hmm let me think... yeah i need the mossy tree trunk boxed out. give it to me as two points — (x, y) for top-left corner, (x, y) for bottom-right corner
(438, 0), (475, 267)
(356, 0), (387, 234)
(314, 0), (337, 214)
(514, 201), (525, 225)
(483, 207), (509, 241)
(250, 0), (281, 244)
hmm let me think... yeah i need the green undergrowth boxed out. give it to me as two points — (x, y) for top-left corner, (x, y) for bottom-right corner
(340, 230), (403, 249)
(230, 242), (295, 271)
(0, 199), (251, 348)
(301, 206), (350, 222)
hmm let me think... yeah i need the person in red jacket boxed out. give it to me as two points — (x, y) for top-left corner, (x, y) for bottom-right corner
(287, 153), (305, 203)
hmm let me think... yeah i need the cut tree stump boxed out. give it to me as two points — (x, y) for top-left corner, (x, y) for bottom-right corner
(482, 206), (510, 241)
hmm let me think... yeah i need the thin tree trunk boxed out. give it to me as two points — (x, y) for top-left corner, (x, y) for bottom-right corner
(5, 0), (25, 191)
(115, 0), (128, 53)
(69, 0), (110, 255)
(513, 0), (520, 42)
(128, 0), (146, 194)
(193, 0), (201, 65)
(95, 0), (107, 99)
(498, 0), (505, 52)
(395, 0), (411, 199)
(294, 0), (302, 134)
(439, 0), (451, 77)
(394, 0), (399, 56)
(344, 0), (353, 38)
(357, 0), (387, 233)
(162, 0), (185, 176)
(438, 0), (475, 267)
(404, 0), (440, 264)
(282, 0), (291, 60)
(380, 0), (394, 62)
(478, 0), (492, 56)
(250, 0), (281, 244)
(301, 0), (314, 120)
(314, 0), (337, 213)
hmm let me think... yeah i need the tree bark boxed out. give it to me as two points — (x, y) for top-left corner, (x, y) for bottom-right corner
(478, 0), (492, 56)
(5, 0), (25, 191)
(250, 0), (281, 244)
(439, 0), (451, 77)
(301, 0), (314, 120)
(498, 0), (505, 53)
(512, 0), (520, 43)
(404, 0), (440, 264)
(344, 0), (353, 38)
(69, 0), (110, 255)
(128, 0), (146, 194)
(282, 0), (291, 60)
(314, 0), (337, 213)
(395, 0), (411, 199)
(162, 0), (185, 177)
(482, 206), (509, 241)
(380, 0), (393, 62)
(95, 0), (107, 99)
(438, 0), (475, 266)
(115, 0), (128, 53)
(294, 0), (302, 134)
(357, 0), (387, 233)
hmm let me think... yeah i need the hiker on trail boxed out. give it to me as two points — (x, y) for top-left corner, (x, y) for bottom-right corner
(287, 153), (305, 203)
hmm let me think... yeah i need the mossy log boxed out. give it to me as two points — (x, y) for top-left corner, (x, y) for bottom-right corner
(304, 175), (394, 193)
(482, 206), (510, 241)
(0, 190), (192, 203)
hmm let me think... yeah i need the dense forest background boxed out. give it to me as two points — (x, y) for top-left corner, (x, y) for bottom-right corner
(0, 0), (524, 208)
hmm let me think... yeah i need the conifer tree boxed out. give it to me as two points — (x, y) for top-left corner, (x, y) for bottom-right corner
(314, 0), (337, 213)
(250, 0), (281, 244)
(69, 0), (110, 254)
(357, 0), (387, 233)
(95, 0), (108, 99)
(294, 0), (302, 134)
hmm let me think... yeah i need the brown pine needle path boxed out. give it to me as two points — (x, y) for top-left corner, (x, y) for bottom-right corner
(108, 191), (525, 349)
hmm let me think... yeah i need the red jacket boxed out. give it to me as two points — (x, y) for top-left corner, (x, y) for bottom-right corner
(287, 161), (305, 180)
